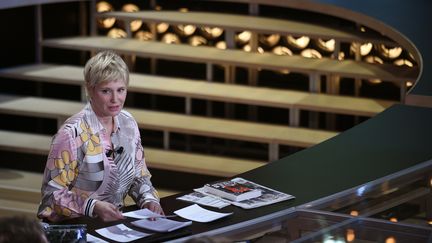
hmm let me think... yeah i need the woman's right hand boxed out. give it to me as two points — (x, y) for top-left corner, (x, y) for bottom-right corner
(93, 201), (124, 222)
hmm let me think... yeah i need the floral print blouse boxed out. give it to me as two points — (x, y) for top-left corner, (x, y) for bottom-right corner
(38, 103), (159, 222)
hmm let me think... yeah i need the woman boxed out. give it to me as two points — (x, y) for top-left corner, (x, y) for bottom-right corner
(38, 50), (164, 222)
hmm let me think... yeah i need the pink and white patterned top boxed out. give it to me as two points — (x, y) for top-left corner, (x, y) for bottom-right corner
(38, 103), (159, 222)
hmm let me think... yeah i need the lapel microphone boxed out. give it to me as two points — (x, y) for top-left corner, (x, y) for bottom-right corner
(106, 146), (124, 158)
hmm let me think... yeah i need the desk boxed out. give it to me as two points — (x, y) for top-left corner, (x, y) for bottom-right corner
(62, 104), (432, 242)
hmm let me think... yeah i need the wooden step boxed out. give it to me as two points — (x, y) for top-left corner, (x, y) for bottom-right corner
(0, 96), (338, 160)
(41, 36), (416, 84)
(0, 198), (38, 219)
(0, 130), (265, 177)
(0, 169), (41, 204)
(0, 64), (396, 119)
(100, 10), (394, 45)
(0, 168), (178, 209)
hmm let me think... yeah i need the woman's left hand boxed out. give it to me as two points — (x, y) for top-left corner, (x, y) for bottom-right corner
(143, 201), (165, 216)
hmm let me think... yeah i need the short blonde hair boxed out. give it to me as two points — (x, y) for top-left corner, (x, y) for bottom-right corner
(83, 50), (129, 89)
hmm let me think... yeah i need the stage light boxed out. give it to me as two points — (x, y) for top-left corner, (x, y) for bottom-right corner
(286, 35), (310, 49)
(316, 38), (335, 52)
(350, 42), (373, 56)
(272, 46), (292, 74)
(242, 44), (264, 53)
(107, 28), (127, 39)
(364, 55), (384, 84)
(215, 41), (227, 50)
(393, 58), (414, 68)
(121, 3), (142, 32)
(188, 35), (207, 46)
(346, 229), (355, 242)
(337, 51), (345, 61)
(200, 27), (224, 39)
(300, 48), (322, 59)
(134, 30), (153, 41)
(389, 217), (398, 222)
(236, 31), (252, 45)
(259, 34), (280, 47)
(385, 236), (396, 243)
(350, 210), (359, 216)
(272, 46), (293, 56)
(156, 23), (169, 34)
(96, 1), (115, 29)
(394, 58), (415, 88)
(377, 44), (402, 59)
(161, 33), (180, 44)
(173, 24), (197, 37)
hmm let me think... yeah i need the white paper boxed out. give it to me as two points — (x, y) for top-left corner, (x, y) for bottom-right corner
(131, 217), (192, 232)
(174, 204), (232, 223)
(87, 233), (109, 243)
(123, 208), (173, 219)
(177, 191), (230, 209)
(95, 223), (151, 242)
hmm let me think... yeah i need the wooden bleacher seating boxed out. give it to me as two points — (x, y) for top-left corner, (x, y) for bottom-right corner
(0, 64), (396, 126)
(0, 168), (178, 218)
(0, 130), (266, 178)
(41, 36), (417, 90)
(99, 10), (395, 45)
(0, 96), (338, 161)
(0, 1), (414, 219)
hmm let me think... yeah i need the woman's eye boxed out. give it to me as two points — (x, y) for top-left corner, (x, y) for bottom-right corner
(101, 89), (111, 94)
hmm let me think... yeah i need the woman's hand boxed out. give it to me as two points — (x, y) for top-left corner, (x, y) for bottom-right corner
(93, 201), (124, 222)
(142, 201), (165, 216)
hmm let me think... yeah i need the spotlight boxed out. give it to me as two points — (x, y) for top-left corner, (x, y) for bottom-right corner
(385, 237), (396, 243)
(350, 42), (373, 56)
(394, 59), (415, 88)
(236, 31), (252, 45)
(121, 3), (142, 32)
(346, 229), (355, 242)
(316, 38), (335, 52)
(200, 27), (224, 39)
(188, 35), (207, 46)
(286, 35), (310, 49)
(134, 30), (153, 41)
(377, 44), (402, 59)
(259, 34), (280, 47)
(242, 44), (264, 53)
(161, 33), (180, 44)
(337, 51), (345, 61)
(215, 41), (227, 50)
(272, 46), (293, 56)
(364, 55), (384, 84)
(300, 48), (322, 59)
(107, 28), (127, 39)
(156, 23), (170, 34)
(350, 210), (359, 216)
(394, 58), (414, 68)
(96, 1), (115, 29)
(272, 46), (292, 74)
(173, 24), (197, 37)
(389, 217), (398, 222)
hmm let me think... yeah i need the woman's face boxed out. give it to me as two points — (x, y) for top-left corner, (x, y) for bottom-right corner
(89, 79), (127, 118)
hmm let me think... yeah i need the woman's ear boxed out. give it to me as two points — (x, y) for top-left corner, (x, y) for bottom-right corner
(85, 85), (92, 101)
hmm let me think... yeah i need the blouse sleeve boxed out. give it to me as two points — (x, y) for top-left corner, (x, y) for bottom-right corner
(37, 128), (96, 222)
(128, 122), (160, 208)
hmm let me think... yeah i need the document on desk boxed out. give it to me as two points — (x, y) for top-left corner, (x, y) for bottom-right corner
(174, 204), (233, 223)
(87, 233), (109, 243)
(95, 223), (151, 242)
(123, 208), (176, 219)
